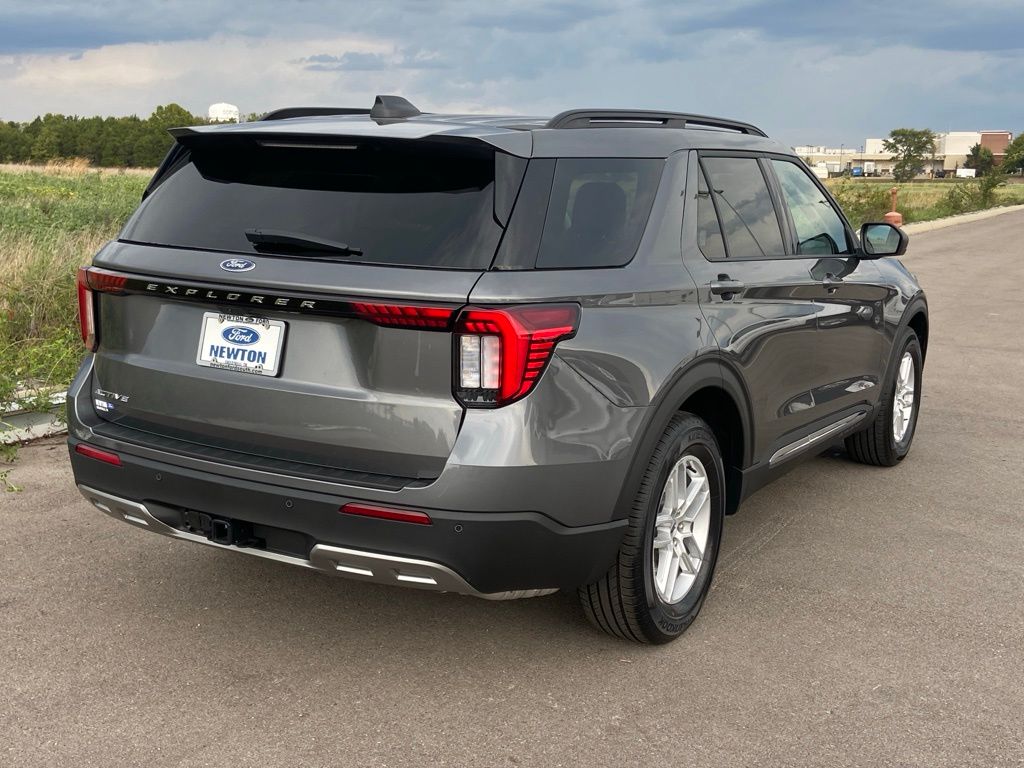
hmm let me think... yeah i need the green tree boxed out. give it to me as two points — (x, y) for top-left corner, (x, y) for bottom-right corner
(0, 121), (32, 161)
(0, 104), (206, 168)
(964, 143), (996, 175)
(1003, 133), (1024, 174)
(136, 104), (204, 166)
(882, 128), (936, 182)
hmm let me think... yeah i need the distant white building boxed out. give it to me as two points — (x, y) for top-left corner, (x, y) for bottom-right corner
(208, 103), (240, 123)
(797, 130), (1013, 177)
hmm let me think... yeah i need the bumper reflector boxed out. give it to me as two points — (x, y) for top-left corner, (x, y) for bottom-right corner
(74, 443), (123, 466)
(339, 502), (432, 525)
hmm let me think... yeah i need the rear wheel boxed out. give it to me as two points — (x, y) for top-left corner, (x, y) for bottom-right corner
(579, 413), (725, 644)
(846, 328), (923, 467)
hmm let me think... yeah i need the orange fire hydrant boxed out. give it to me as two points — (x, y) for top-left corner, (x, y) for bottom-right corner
(884, 187), (903, 226)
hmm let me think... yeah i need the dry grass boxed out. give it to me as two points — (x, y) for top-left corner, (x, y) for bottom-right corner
(0, 161), (155, 177)
(1, 168), (149, 448)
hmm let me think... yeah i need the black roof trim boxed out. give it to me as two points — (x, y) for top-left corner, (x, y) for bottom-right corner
(546, 109), (767, 137)
(260, 107), (371, 121)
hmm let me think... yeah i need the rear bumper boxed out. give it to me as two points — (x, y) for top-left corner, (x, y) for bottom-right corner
(77, 485), (553, 599)
(69, 438), (627, 596)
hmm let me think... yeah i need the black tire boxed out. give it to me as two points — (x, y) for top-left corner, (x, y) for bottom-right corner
(579, 413), (725, 644)
(845, 328), (923, 467)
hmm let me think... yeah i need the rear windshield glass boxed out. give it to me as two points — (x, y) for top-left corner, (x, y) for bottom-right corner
(121, 138), (504, 270)
(535, 158), (662, 269)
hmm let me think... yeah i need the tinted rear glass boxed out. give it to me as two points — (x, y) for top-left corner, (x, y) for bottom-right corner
(535, 158), (662, 269)
(121, 138), (504, 270)
(701, 156), (785, 259)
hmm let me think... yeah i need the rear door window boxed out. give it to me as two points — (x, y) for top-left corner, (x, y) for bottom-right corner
(696, 166), (727, 259)
(121, 138), (507, 270)
(534, 158), (662, 268)
(701, 156), (785, 259)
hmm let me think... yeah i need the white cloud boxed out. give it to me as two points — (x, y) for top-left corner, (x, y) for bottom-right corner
(0, 19), (1021, 145)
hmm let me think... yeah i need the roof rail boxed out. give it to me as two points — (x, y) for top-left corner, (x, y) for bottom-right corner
(260, 107), (370, 121)
(546, 109), (767, 137)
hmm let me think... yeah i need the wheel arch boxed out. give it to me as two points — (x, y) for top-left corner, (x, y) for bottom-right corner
(906, 306), (929, 361)
(885, 294), (929, 386)
(613, 357), (753, 518)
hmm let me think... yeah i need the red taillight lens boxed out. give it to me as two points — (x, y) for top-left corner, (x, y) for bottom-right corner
(77, 267), (127, 351)
(351, 302), (455, 329)
(454, 304), (580, 407)
(76, 267), (96, 351)
(74, 443), (122, 466)
(339, 502), (432, 525)
(86, 268), (129, 294)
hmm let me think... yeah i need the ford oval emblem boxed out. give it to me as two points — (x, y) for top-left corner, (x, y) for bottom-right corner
(220, 258), (256, 273)
(222, 326), (261, 345)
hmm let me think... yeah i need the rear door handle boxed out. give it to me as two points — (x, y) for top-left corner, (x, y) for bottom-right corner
(710, 276), (745, 299)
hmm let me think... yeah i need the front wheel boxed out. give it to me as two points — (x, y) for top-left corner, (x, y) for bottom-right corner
(579, 413), (725, 644)
(846, 328), (923, 467)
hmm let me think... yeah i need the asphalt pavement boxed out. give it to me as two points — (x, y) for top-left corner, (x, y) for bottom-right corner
(2, 212), (1023, 767)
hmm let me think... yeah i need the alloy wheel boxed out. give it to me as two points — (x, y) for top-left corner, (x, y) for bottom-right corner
(892, 351), (916, 442)
(651, 454), (712, 604)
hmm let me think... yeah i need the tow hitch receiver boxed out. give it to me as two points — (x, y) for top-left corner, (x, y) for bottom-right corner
(181, 510), (262, 548)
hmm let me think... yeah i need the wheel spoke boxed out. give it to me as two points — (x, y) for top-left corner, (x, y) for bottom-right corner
(899, 355), (912, 385)
(683, 535), (704, 563)
(679, 474), (706, 521)
(677, 547), (696, 576)
(682, 486), (709, 523)
(657, 552), (679, 596)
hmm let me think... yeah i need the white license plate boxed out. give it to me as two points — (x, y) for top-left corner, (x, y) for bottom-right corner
(195, 312), (286, 377)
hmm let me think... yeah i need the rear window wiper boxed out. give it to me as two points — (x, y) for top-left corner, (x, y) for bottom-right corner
(244, 229), (363, 257)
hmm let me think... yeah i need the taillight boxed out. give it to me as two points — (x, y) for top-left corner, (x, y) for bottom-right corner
(76, 267), (96, 350)
(454, 304), (580, 407)
(351, 302), (455, 329)
(76, 267), (127, 351)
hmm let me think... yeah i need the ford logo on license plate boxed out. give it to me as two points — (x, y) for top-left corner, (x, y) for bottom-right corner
(220, 258), (256, 272)
(222, 326), (261, 345)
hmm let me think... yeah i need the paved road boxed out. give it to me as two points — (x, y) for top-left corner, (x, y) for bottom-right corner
(3, 212), (1023, 767)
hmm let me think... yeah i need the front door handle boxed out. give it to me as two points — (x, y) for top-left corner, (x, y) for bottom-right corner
(710, 275), (745, 299)
(822, 273), (843, 294)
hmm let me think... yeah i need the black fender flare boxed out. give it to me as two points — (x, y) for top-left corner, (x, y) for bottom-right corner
(611, 356), (754, 519)
(883, 292), (929, 385)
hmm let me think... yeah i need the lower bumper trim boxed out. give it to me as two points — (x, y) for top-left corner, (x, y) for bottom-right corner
(78, 484), (557, 601)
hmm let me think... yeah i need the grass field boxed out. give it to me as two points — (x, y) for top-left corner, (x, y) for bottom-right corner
(825, 177), (1024, 228)
(0, 164), (149, 452)
(1, 163), (1023, 453)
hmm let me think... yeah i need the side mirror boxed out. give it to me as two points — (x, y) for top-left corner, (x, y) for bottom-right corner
(859, 222), (909, 257)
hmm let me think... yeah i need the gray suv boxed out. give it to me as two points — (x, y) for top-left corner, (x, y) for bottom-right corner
(68, 96), (927, 643)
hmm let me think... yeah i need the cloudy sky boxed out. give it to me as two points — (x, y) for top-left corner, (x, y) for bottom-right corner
(1, 0), (1021, 147)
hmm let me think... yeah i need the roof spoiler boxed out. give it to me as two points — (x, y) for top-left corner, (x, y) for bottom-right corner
(255, 96), (422, 123)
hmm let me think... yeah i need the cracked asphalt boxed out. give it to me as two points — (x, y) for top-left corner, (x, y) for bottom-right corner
(2, 211), (1022, 767)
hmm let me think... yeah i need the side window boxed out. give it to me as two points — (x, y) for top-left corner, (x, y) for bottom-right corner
(696, 167), (726, 259)
(701, 157), (785, 258)
(535, 158), (662, 269)
(771, 160), (850, 255)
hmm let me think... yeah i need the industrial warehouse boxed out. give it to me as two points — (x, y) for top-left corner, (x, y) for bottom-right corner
(796, 130), (1013, 177)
